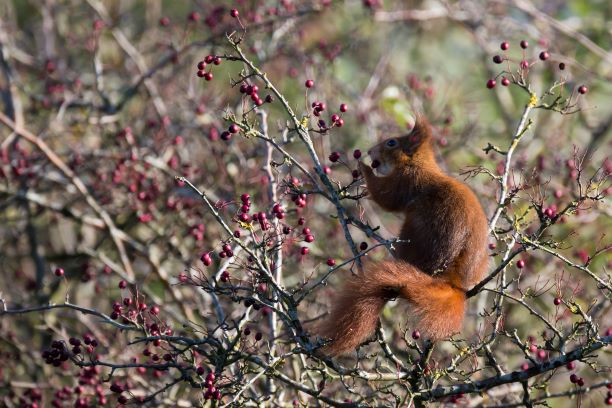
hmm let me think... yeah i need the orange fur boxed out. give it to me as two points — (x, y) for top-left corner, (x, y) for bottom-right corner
(318, 115), (488, 356)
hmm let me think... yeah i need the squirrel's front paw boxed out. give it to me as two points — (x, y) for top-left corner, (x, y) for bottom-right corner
(358, 161), (374, 179)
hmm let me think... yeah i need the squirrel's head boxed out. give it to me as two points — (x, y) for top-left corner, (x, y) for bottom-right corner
(367, 115), (434, 176)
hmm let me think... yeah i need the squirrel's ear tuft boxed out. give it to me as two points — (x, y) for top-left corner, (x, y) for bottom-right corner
(403, 112), (432, 151)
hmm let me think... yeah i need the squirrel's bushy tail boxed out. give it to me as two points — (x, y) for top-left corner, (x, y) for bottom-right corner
(317, 261), (465, 356)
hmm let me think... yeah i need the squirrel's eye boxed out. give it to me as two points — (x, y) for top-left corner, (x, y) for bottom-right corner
(386, 139), (398, 148)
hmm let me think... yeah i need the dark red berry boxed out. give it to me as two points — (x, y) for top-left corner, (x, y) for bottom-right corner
(577, 85), (588, 94)
(55, 268), (65, 277)
(539, 51), (550, 61)
(340, 103), (348, 112)
(517, 259), (525, 269)
(554, 297), (562, 305)
(359, 242), (368, 251)
(520, 40), (529, 49)
(412, 330), (420, 340)
(204, 72), (213, 81)
(118, 280), (127, 289)
(230, 9), (239, 18)
(500, 41), (509, 51)
(300, 247), (309, 255)
(492, 55), (503, 64)
(558, 62), (566, 70)
(229, 124), (239, 134)
(327, 258), (336, 267)
(486, 79), (496, 89)
(520, 60), (529, 69)
(305, 79), (314, 88)
(329, 152), (340, 162)
(501, 77), (510, 86)
(159, 17), (170, 26)
(353, 149), (362, 159)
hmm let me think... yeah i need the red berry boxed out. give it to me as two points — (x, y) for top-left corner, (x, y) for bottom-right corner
(577, 378), (585, 387)
(577, 85), (588, 94)
(188, 11), (200, 22)
(501, 77), (510, 87)
(305, 79), (314, 88)
(359, 242), (368, 251)
(500, 41), (509, 51)
(520, 40), (529, 49)
(329, 151), (340, 162)
(159, 17), (170, 26)
(554, 297), (562, 305)
(220, 131), (231, 141)
(55, 268), (65, 277)
(570, 373), (578, 383)
(336, 118), (344, 127)
(197, 70), (205, 78)
(539, 51), (550, 61)
(520, 60), (529, 69)
(353, 149), (362, 159)
(566, 361), (576, 370)
(412, 330), (420, 339)
(205, 55), (215, 64)
(492, 55), (503, 64)
(327, 258), (336, 267)
(229, 124), (239, 134)
(305, 234), (314, 243)
(517, 259), (525, 269)
(558, 62), (566, 70)
(300, 247), (309, 255)
(201, 253), (212, 266)
(230, 9), (239, 18)
(204, 72), (213, 81)
(213, 56), (221, 65)
(340, 103), (348, 112)
(118, 280), (127, 289)
(486, 79), (496, 89)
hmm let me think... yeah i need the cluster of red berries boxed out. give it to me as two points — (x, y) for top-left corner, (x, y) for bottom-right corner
(313, 102), (347, 131)
(272, 202), (286, 219)
(292, 192), (308, 209)
(302, 227), (315, 243)
(200, 252), (213, 266)
(109, 381), (130, 404)
(202, 371), (222, 400)
(218, 243), (234, 259)
(486, 40), (588, 94)
(111, 286), (160, 322)
(569, 373), (586, 387)
(243, 327), (264, 341)
(238, 83), (273, 107)
(42, 341), (71, 367)
(196, 55), (222, 81)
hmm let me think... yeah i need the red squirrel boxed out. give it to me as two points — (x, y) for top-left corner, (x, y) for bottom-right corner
(318, 114), (488, 356)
